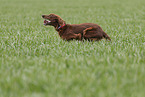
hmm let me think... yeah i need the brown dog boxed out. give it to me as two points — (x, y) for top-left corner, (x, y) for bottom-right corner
(42, 14), (111, 41)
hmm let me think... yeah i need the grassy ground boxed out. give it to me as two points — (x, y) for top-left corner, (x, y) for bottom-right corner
(0, 0), (145, 97)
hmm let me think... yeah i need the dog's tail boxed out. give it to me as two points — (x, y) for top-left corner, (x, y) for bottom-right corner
(103, 31), (111, 41)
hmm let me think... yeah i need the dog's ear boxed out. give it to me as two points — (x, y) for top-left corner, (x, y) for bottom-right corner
(58, 18), (66, 26)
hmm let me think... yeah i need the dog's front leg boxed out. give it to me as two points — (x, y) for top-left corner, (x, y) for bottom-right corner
(62, 33), (82, 41)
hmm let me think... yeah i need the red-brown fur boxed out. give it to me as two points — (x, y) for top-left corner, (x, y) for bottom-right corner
(42, 14), (111, 41)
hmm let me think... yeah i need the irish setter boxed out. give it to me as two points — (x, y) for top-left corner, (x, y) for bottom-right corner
(42, 14), (111, 41)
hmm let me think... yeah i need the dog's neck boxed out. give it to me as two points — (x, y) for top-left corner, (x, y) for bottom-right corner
(56, 24), (67, 37)
(57, 24), (66, 30)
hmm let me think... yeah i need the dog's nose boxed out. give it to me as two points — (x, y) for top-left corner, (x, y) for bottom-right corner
(42, 15), (45, 18)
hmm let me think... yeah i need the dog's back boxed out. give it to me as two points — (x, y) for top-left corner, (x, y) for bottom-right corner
(66, 23), (102, 34)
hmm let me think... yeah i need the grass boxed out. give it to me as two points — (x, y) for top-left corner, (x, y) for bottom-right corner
(0, 0), (145, 97)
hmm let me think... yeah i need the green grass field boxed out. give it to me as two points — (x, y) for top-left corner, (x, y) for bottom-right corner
(0, 0), (145, 97)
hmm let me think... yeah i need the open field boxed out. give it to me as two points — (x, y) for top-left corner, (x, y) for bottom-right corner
(0, 0), (145, 97)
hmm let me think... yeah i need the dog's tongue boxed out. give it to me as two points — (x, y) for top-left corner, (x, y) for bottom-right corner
(44, 20), (51, 24)
(44, 20), (47, 23)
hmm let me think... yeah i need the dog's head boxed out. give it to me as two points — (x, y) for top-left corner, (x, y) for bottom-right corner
(42, 14), (66, 27)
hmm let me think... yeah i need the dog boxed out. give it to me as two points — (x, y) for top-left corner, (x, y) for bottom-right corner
(42, 14), (111, 41)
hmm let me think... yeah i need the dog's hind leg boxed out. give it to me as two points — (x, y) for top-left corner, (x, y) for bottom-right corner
(83, 27), (111, 41)
(83, 27), (103, 41)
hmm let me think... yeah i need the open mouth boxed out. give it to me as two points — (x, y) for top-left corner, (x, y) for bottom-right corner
(43, 20), (51, 25)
